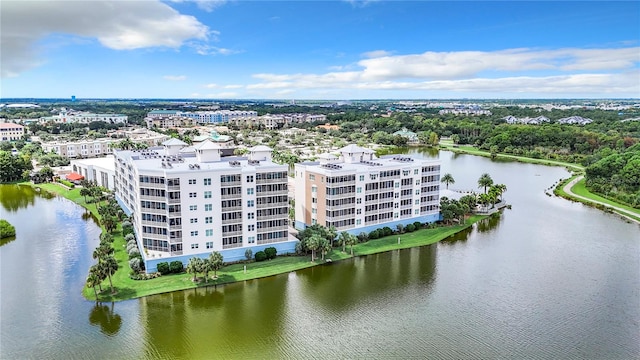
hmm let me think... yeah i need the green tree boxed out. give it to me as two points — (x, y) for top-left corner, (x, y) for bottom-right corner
(209, 251), (224, 279)
(338, 231), (351, 253)
(101, 255), (118, 294)
(86, 272), (101, 302)
(306, 234), (322, 262)
(80, 187), (92, 203)
(441, 173), (455, 189)
(478, 173), (494, 194)
(186, 257), (202, 282)
(345, 233), (357, 256)
(319, 238), (332, 261)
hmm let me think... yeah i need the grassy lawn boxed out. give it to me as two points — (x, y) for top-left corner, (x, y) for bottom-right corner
(31, 182), (488, 302)
(571, 178), (640, 218)
(438, 140), (584, 171)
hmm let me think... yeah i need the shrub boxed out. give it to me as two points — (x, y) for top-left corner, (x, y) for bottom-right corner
(129, 257), (143, 273)
(413, 221), (422, 230)
(169, 261), (184, 274)
(264, 247), (277, 260)
(245, 249), (253, 262)
(369, 229), (380, 239)
(405, 223), (416, 232)
(124, 233), (135, 242)
(382, 226), (393, 236)
(0, 219), (16, 239)
(396, 224), (405, 234)
(156, 262), (170, 275)
(128, 249), (140, 260)
(357, 232), (369, 243)
(255, 251), (267, 262)
(126, 243), (138, 253)
(122, 220), (133, 236)
(130, 272), (160, 281)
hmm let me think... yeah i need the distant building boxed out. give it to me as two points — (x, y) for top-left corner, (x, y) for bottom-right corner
(294, 144), (441, 234)
(41, 129), (169, 158)
(316, 123), (340, 131)
(145, 116), (196, 129)
(0, 123), (25, 141)
(393, 128), (419, 144)
(39, 108), (127, 124)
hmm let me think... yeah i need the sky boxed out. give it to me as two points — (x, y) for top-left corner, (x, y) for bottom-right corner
(1, 0), (639, 100)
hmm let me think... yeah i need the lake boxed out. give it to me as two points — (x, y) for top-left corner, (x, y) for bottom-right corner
(1, 150), (638, 359)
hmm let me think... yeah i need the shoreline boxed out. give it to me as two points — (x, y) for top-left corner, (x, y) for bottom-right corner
(29, 182), (488, 302)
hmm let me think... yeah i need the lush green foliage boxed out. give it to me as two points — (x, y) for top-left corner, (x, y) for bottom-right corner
(0, 151), (32, 183)
(169, 261), (184, 274)
(0, 219), (16, 238)
(156, 262), (171, 275)
(255, 251), (267, 262)
(264, 247), (277, 260)
(584, 143), (640, 207)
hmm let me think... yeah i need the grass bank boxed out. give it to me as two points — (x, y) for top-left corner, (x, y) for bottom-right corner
(554, 177), (640, 223)
(438, 139), (584, 171)
(31, 182), (486, 302)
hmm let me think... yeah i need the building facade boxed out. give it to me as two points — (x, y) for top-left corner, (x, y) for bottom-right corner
(70, 156), (116, 190)
(294, 144), (440, 235)
(113, 139), (295, 272)
(39, 109), (128, 124)
(41, 130), (169, 158)
(0, 123), (25, 141)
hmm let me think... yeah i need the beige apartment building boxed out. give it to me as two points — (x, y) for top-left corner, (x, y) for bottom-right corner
(0, 123), (25, 141)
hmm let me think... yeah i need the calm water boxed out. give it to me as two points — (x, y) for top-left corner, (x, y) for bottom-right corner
(1, 151), (638, 359)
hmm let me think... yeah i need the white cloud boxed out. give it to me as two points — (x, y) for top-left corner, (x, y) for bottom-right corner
(1, 0), (209, 77)
(245, 47), (640, 97)
(224, 84), (243, 89)
(361, 50), (393, 59)
(171, 0), (227, 12)
(192, 44), (242, 56)
(164, 75), (187, 81)
(203, 83), (218, 88)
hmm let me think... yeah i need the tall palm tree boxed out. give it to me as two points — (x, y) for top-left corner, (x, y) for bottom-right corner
(494, 184), (507, 201)
(90, 264), (105, 293)
(86, 272), (101, 301)
(320, 238), (332, 261)
(338, 232), (350, 253)
(441, 173), (455, 189)
(201, 259), (212, 283)
(101, 255), (118, 294)
(209, 251), (224, 279)
(306, 235), (321, 262)
(186, 257), (202, 282)
(477, 173), (494, 194)
(345, 233), (357, 256)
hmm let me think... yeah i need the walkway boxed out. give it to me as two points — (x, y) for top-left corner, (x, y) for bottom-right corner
(563, 176), (640, 224)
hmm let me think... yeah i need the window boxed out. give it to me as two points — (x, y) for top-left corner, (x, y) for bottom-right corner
(248, 212), (255, 220)
(205, 216), (213, 224)
(357, 187), (362, 193)
(311, 186), (317, 193)
(204, 191), (212, 199)
(312, 208), (317, 214)
(247, 188), (254, 195)
(415, 190), (420, 195)
(357, 209), (362, 214)
(206, 229), (213, 237)
(189, 179), (196, 185)
(309, 174), (315, 180)
(204, 178), (211, 185)
(190, 231), (198, 237)
(356, 219), (361, 225)
(189, 205), (197, 211)
(191, 243), (199, 248)
(246, 175), (254, 183)
(189, 192), (197, 198)
(357, 198), (362, 204)
(206, 241), (213, 249)
(395, 182), (400, 188)
(248, 236), (255, 244)
(247, 200), (254, 207)
(190, 218), (198, 223)
(312, 219), (317, 225)
(312, 197), (317, 204)
(415, 209), (420, 214)
(414, 169), (419, 175)
(359, 175), (365, 181)
(205, 204), (212, 211)
(248, 225), (255, 231)
(415, 199), (420, 205)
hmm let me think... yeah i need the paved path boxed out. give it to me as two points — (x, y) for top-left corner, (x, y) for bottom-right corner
(563, 176), (640, 224)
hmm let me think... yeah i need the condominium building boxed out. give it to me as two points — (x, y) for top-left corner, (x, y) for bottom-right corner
(113, 139), (295, 272)
(145, 115), (197, 129)
(39, 109), (128, 124)
(183, 110), (258, 124)
(0, 123), (25, 141)
(41, 129), (169, 158)
(294, 145), (441, 234)
(70, 156), (116, 190)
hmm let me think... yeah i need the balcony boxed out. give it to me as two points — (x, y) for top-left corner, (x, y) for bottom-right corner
(141, 208), (166, 215)
(169, 237), (182, 244)
(220, 181), (242, 187)
(167, 185), (180, 191)
(140, 194), (167, 201)
(257, 201), (287, 209)
(256, 190), (287, 197)
(171, 250), (183, 256)
(222, 243), (243, 250)
(257, 224), (288, 232)
(169, 224), (182, 230)
(141, 220), (167, 226)
(222, 229), (243, 237)
(221, 193), (242, 200)
(140, 182), (165, 190)
(168, 198), (181, 204)
(168, 211), (182, 218)
(221, 206), (242, 212)
(222, 217), (243, 225)
(143, 233), (168, 241)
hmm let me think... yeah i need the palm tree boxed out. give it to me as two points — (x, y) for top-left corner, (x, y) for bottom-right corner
(477, 173), (494, 194)
(306, 235), (321, 262)
(90, 264), (105, 293)
(320, 238), (332, 261)
(101, 255), (118, 294)
(201, 259), (212, 283)
(494, 184), (507, 201)
(345, 233), (357, 256)
(441, 173), (455, 189)
(80, 187), (91, 203)
(209, 251), (224, 279)
(86, 272), (101, 301)
(338, 231), (351, 253)
(186, 257), (202, 282)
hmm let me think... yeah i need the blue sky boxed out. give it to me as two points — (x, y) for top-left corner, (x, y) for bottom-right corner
(1, 1), (639, 99)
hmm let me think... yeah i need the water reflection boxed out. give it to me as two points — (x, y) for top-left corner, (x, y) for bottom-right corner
(296, 245), (437, 311)
(0, 184), (37, 212)
(476, 212), (503, 233)
(0, 236), (16, 247)
(89, 302), (122, 336)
